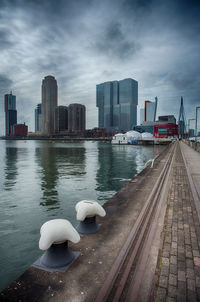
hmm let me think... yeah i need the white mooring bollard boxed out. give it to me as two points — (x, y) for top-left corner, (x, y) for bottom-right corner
(33, 219), (80, 272)
(76, 200), (106, 235)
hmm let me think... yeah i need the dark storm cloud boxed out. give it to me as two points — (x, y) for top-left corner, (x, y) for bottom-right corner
(95, 22), (141, 59)
(0, 75), (13, 94)
(0, 29), (14, 50)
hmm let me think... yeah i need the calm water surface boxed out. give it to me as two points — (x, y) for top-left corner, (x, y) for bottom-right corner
(0, 140), (164, 291)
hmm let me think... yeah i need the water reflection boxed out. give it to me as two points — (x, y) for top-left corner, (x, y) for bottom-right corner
(4, 143), (18, 191)
(96, 144), (138, 194)
(35, 143), (86, 210)
(35, 146), (59, 208)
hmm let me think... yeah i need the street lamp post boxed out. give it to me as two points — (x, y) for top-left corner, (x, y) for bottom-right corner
(188, 118), (195, 138)
(195, 106), (200, 142)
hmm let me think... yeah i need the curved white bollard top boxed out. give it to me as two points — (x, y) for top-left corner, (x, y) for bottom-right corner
(75, 200), (106, 221)
(39, 219), (80, 251)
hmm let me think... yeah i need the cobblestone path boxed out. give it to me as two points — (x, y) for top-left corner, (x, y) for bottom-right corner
(154, 143), (200, 302)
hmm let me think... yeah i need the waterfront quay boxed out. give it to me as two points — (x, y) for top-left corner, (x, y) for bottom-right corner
(1, 141), (200, 301)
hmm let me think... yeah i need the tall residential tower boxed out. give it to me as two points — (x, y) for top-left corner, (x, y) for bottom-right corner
(68, 103), (86, 132)
(4, 92), (17, 136)
(96, 78), (138, 131)
(42, 75), (58, 135)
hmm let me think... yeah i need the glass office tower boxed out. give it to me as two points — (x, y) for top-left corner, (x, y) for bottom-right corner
(96, 78), (138, 131)
(4, 92), (17, 136)
(35, 103), (42, 132)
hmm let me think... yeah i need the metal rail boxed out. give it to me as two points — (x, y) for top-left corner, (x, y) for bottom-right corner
(95, 142), (177, 302)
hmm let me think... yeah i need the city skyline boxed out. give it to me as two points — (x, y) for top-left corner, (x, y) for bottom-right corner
(0, 0), (200, 135)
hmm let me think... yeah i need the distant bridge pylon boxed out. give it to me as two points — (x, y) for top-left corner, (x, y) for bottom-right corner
(178, 96), (186, 138)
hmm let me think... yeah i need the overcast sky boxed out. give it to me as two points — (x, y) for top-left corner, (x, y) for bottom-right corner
(0, 0), (200, 134)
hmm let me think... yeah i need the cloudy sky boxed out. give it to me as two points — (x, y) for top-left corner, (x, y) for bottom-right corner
(0, 0), (200, 134)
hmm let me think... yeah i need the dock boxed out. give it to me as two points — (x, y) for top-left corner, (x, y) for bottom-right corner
(1, 140), (200, 301)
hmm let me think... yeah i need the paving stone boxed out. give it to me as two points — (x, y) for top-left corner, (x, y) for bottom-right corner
(187, 278), (196, 291)
(186, 258), (194, 269)
(194, 266), (200, 277)
(178, 246), (184, 253)
(167, 285), (177, 298)
(187, 290), (197, 302)
(163, 250), (170, 258)
(160, 265), (169, 277)
(196, 287), (200, 301)
(186, 268), (195, 279)
(169, 274), (177, 287)
(162, 257), (170, 266)
(177, 294), (186, 302)
(178, 261), (185, 270)
(178, 252), (185, 262)
(194, 257), (200, 266)
(170, 256), (177, 265)
(170, 264), (177, 275)
(178, 270), (186, 282)
(159, 275), (168, 288)
(171, 242), (177, 249)
(193, 250), (200, 257)
(186, 250), (193, 259)
(156, 287), (167, 301)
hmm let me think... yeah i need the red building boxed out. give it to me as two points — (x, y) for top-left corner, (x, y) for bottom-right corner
(154, 124), (178, 137)
(12, 123), (28, 136)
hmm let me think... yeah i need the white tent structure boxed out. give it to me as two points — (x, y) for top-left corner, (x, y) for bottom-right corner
(126, 131), (142, 143)
(141, 132), (154, 141)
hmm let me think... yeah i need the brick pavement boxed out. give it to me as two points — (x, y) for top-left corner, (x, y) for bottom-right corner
(154, 143), (200, 302)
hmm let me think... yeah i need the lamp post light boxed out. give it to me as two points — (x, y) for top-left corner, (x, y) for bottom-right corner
(195, 106), (200, 142)
(188, 118), (195, 138)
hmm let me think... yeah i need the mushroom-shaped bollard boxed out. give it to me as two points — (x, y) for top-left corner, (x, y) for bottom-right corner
(76, 200), (106, 235)
(32, 219), (80, 272)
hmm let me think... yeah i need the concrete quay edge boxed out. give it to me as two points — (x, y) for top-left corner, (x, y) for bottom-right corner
(1, 144), (175, 302)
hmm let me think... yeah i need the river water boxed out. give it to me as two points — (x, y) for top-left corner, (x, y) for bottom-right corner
(0, 140), (164, 291)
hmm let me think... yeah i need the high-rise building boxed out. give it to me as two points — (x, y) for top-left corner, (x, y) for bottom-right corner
(54, 106), (68, 133)
(35, 103), (42, 132)
(4, 92), (17, 136)
(140, 108), (144, 125)
(42, 75), (58, 135)
(96, 78), (138, 131)
(144, 97), (157, 122)
(68, 103), (86, 132)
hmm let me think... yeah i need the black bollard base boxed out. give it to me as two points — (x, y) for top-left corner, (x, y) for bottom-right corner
(32, 242), (80, 272)
(76, 216), (100, 235)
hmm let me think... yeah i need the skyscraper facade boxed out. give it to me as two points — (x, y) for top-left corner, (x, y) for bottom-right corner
(144, 97), (157, 122)
(54, 106), (68, 133)
(42, 75), (58, 135)
(35, 103), (42, 132)
(140, 108), (144, 125)
(4, 92), (17, 136)
(96, 78), (138, 131)
(68, 103), (86, 132)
